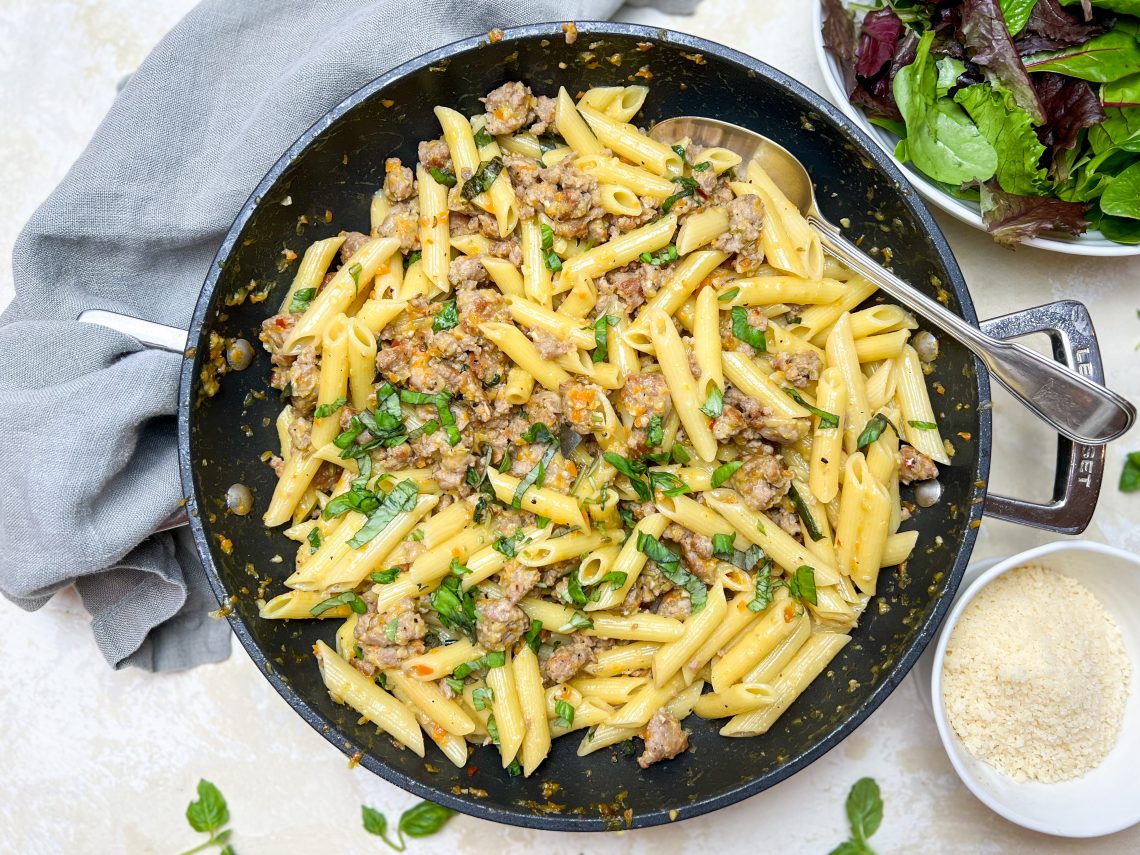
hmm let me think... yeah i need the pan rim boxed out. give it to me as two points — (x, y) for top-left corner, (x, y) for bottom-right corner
(177, 20), (992, 832)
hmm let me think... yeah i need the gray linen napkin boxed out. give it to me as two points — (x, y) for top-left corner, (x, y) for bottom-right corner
(0, 0), (698, 671)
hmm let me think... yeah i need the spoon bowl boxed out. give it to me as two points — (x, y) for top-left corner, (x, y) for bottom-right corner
(649, 116), (1136, 446)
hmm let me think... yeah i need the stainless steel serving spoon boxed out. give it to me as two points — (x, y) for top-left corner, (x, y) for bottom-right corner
(649, 116), (1135, 445)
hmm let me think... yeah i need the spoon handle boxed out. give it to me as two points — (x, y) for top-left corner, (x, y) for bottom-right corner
(812, 223), (1135, 445)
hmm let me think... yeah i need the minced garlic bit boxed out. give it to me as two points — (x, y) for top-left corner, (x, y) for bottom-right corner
(942, 564), (1130, 783)
(562, 22), (578, 45)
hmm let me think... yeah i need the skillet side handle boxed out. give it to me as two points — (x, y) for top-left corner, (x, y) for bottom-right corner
(978, 301), (1106, 535)
(78, 309), (191, 531)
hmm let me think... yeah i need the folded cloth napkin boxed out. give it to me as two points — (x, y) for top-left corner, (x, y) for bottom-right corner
(0, 0), (698, 671)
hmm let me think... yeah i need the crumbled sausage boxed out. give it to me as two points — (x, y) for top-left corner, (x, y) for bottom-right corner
(353, 596), (427, 673)
(285, 346), (320, 416)
(731, 447), (791, 512)
(515, 159), (605, 239)
(637, 710), (689, 768)
(597, 262), (667, 310)
(448, 255), (488, 290)
(656, 588), (692, 620)
(712, 194), (765, 273)
(712, 385), (809, 446)
(542, 635), (596, 684)
(621, 563), (674, 614)
(384, 157), (415, 202)
(340, 230), (371, 263)
(475, 597), (531, 650)
(665, 523), (717, 585)
(498, 559), (540, 603)
(482, 81), (534, 135)
(418, 138), (453, 172)
(531, 95), (557, 135)
(525, 389), (562, 430)
(771, 350), (822, 389)
(560, 379), (607, 435)
(899, 444), (939, 484)
(531, 329), (574, 359)
(618, 372), (671, 429)
(287, 415), (312, 453)
(377, 200), (420, 253)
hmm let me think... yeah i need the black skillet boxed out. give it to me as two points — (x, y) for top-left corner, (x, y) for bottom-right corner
(83, 22), (1108, 831)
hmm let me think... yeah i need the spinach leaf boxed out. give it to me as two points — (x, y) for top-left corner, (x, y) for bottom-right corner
(1100, 160), (1140, 218)
(1024, 26), (1140, 82)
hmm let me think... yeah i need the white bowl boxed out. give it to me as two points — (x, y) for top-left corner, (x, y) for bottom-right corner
(929, 541), (1140, 838)
(810, 2), (1140, 256)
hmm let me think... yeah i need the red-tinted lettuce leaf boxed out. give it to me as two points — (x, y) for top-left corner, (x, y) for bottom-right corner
(1034, 71), (1106, 150)
(980, 180), (1091, 244)
(822, 0), (858, 95)
(855, 8), (905, 78)
(960, 0), (1046, 122)
(1014, 0), (1112, 55)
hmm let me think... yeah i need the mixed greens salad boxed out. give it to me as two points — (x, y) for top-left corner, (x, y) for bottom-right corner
(822, 0), (1140, 245)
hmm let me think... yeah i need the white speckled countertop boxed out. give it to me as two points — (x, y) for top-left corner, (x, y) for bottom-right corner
(2, 2), (1138, 852)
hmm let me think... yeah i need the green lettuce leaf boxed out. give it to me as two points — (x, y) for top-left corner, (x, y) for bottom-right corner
(1099, 160), (1140, 217)
(893, 32), (998, 185)
(1023, 26), (1140, 82)
(955, 83), (1050, 195)
(1000, 0), (1040, 36)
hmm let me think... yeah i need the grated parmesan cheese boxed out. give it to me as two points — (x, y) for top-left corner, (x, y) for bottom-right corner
(942, 564), (1131, 783)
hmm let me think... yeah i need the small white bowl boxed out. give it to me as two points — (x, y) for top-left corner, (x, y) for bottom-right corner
(809, 2), (1140, 256)
(928, 541), (1140, 838)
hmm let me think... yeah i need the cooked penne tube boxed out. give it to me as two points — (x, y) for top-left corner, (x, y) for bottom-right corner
(513, 645), (552, 776)
(897, 344), (950, 464)
(676, 206), (729, 255)
(692, 285), (724, 403)
(559, 215), (677, 288)
(402, 638), (484, 681)
(717, 276), (846, 307)
(480, 321), (572, 392)
(693, 683), (776, 718)
(647, 309), (717, 462)
(834, 453), (891, 595)
(653, 581), (727, 686)
(578, 104), (682, 175)
(259, 589), (352, 620)
(485, 651), (526, 767)
(625, 250), (727, 351)
(487, 469), (586, 529)
(855, 329), (911, 362)
(385, 669), (476, 737)
(586, 641), (659, 677)
(506, 295), (596, 348)
(826, 312), (872, 455)
(279, 235), (346, 311)
(574, 152), (677, 199)
(808, 366), (847, 504)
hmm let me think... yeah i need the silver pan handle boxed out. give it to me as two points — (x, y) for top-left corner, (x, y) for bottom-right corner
(79, 309), (191, 531)
(979, 300), (1108, 535)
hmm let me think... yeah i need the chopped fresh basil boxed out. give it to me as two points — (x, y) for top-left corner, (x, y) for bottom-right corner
(493, 530), (527, 557)
(308, 527), (321, 554)
(692, 160), (711, 171)
(524, 619), (543, 653)
(449, 558), (470, 576)
(403, 250), (422, 269)
(700, 385), (724, 418)
(786, 388), (840, 430)
(313, 396), (348, 420)
(353, 644), (364, 660)
(648, 470), (691, 497)
(461, 156), (504, 200)
(348, 480), (419, 548)
(428, 167), (457, 187)
(553, 699), (576, 729)
(541, 223), (562, 271)
(310, 591), (366, 617)
(444, 676), (465, 693)
(483, 650), (506, 668)
(661, 175), (700, 214)
(730, 306), (767, 351)
(717, 287), (740, 303)
(592, 314), (619, 363)
(324, 482), (381, 519)
(432, 300), (458, 332)
(471, 686), (494, 711)
(711, 532), (735, 557)
(711, 459), (743, 488)
(370, 567), (401, 584)
(486, 715), (500, 744)
(856, 413), (895, 450)
(506, 759), (522, 777)
(557, 611), (593, 633)
(603, 451), (651, 502)
(536, 132), (566, 152)
(348, 262), (363, 292)
(385, 618), (399, 642)
(535, 515), (550, 528)
(788, 484), (824, 542)
(635, 531), (708, 611)
(670, 444), (691, 464)
(598, 570), (627, 590)
(640, 244), (678, 266)
(429, 575), (477, 640)
(566, 570), (588, 607)
(787, 564), (818, 606)
(497, 451), (512, 473)
(522, 422), (555, 444)
(748, 558), (776, 613)
(473, 127), (494, 148)
(646, 415), (664, 448)
(289, 287), (316, 313)
(618, 504), (636, 529)
(512, 442), (558, 509)
(908, 420), (938, 430)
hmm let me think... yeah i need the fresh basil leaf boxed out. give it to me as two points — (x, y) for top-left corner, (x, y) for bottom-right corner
(522, 422), (555, 444)
(473, 127), (495, 148)
(699, 385), (724, 418)
(348, 262), (364, 292)
(185, 779), (228, 834)
(557, 611), (593, 632)
(493, 530), (526, 557)
(314, 396), (348, 420)
(461, 156), (504, 200)
(403, 250), (422, 269)
(540, 223), (555, 252)
(640, 244), (679, 266)
(748, 558), (776, 613)
(908, 420), (938, 430)
(566, 570), (588, 607)
(398, 801), (456, 839)
(483, 649), (506, 668)
(592, 314), (619, 363)
(554, 699), (576, 728)
(646, 415), (664, 448)
(370, 567), (401, 584)
(598, 571), (627, 590)
(349, 480), (420, 548)
(524, 619), (543, 653)
(1121, 450), (1140, 492)
(789, 565), (818, 606)
(448, 558), (470, 576)
(711, 532), (736, 558)
(545, 250), (563, 272)
(711, 460), (743, 488)
(361, 805), (389, 838)
(730, 306), (767, 350)
(385, 618), (399, 642)
(717, 287), (740, 302)
(603, 451), (651, 501)
(471, 686), (494, 711)
(648, 470), (692, 497)
(310, 591), (366, 616)
(786, 388), (840, 429)
(846, 777), (883, 842)
(636, 532), (707, 611)
(788, 484), (824, 542)
(671, 444), (691, 464)
(308, 527), (321, 554)
(513, 442), (558, 508)
(486, 714), (500, 743)
(432, 300), (459, 332)
(429, 575), (477, 639)
(288, 287), (316, 313)
(856, 413), (893, 450)
(428, 167), (457, 187)
(444, 675), (464, 694)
